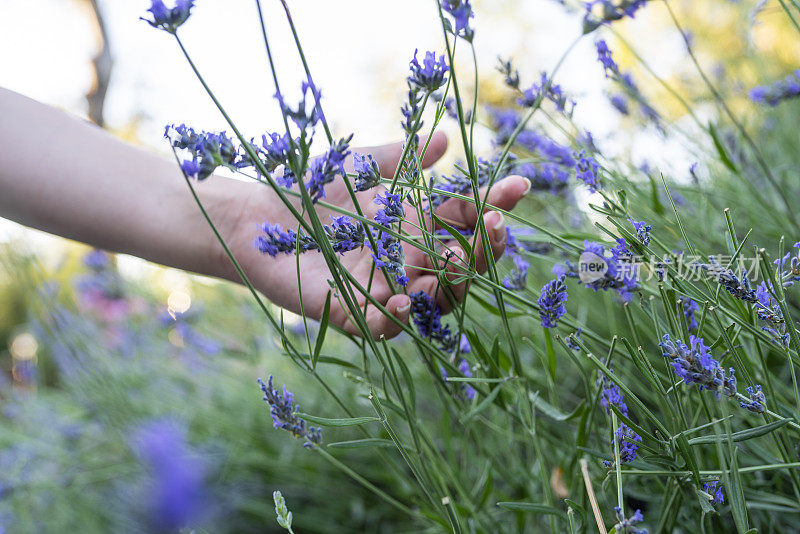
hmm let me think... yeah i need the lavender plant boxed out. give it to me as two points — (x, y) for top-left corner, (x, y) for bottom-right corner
(7, 0), (800, 532)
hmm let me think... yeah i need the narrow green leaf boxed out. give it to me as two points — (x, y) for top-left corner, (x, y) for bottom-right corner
(297, 414), (380, 427)
(327, 438), (395, 449)
(544, 328), (556, 379)
(312, 290), (332, 368)
(709, 122), (738, 172)
(496, 502), (567, 519)
(687, 419), (791, 445)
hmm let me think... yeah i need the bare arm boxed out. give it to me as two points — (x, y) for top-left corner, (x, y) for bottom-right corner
(0, 87), (530, 337)
(0, 86), (243, 278)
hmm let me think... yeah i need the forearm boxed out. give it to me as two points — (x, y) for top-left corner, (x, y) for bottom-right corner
(0, 87), (250, 280)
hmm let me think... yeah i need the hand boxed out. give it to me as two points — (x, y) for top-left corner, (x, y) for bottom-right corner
(214, 132), (530, 339)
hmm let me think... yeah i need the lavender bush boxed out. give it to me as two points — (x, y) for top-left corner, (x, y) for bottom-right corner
(4, 0), (800, 532)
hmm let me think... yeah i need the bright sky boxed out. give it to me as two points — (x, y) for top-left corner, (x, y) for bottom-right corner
(0, 0), (690, 257)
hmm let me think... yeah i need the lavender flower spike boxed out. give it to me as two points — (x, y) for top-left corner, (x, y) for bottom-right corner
(258, 375), (322, 447)
(141, 0), (195, 34)
(408, 50), (449, 93)
(537, 276), (568, 328)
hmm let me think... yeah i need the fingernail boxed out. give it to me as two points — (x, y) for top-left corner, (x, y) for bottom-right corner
(520, 177), (532, 196)
(396, 301), (411, 314)
(485, 212), (506, 243)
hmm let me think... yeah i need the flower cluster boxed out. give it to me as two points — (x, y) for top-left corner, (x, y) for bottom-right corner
(166, 124), (244, 181)
(133, 419), (208, 530)
(612, 507), (647, 534)
(254, 216), (368, 258)
(307, 136), (352, 202)
(518, 72), (574, 115)
(750, 69), (800, 106)
(75, 250), (128, 320)
(374, 192), (405, 225)
(682, 297), (700, 331)
(628, 218), (651, 246)
(755, 282), (789, 346)
(593, 40), (661, 130)
(497, 58), (520, 90)
(408, 50), (449, 94)
(442, 0), (474, 40)
(441, 359), (477, 401)
(553, 239), (638, 302)
(701, 257), (757, 303)
(410, 291), (457, 352)
(368, 233), (409, 287)
(659, 334), (738, 397)
(575, 150), (601, 192)
(583, 1), (649, 33)
(598, 368), (641, 465)
(501, 227), (532, 290)
(739, 385), (767, 413)
(702, 480), (725, 506)
(277, 81), (323, 136)
(776, 240), (800, 287)
(660, 334), (766, 413)
(258, 375), (322, 447)
(352, 153), (381, 191)
(537, 276), (568, 328)
(140, 0), (194, 34)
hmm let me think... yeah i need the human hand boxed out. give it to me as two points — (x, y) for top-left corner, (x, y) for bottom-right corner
(214, 132), (530, 338)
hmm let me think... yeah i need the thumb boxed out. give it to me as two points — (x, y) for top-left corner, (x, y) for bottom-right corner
(357, 131), (448, 177)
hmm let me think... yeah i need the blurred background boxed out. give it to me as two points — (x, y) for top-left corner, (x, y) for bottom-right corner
(1, 0), (798, 532)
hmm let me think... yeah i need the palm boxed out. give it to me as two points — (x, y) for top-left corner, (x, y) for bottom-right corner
(228, 133), (530, 337)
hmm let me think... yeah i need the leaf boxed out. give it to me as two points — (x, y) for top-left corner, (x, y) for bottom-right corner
(544, 328), (556, 379)
(496, 502), (567, 519)
(432, 213), (473, 256)
(531, 395), (584, 422)
(460, 381), (505, 423)
(312, 291), (332, 368)
(709, 122), (738, 172)
(687, 419), (791, 446)
(327, 438), (395, 449)
(297, 414), (380, 427)
(648, 173), (665, 215)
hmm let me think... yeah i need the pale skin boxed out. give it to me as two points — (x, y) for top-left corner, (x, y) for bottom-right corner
(0, 87), (531, 337)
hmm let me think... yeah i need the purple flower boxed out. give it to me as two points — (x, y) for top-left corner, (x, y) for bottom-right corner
(503, 254), (530, 290)
(166, 125), (241, 181)
(595, 39), (619, 75)
(442, 0), (474, 38)
(575, 151), (601, 192)
(682, 297), (699, 331)
(518, 72), (573, 113)
(537, 276), (568, 328)
(410, 291), (456, 351)
(133, 419), (208, 531)
(459, 333), (471, 353)
(408, 50), (449, 92)
(628, 218), (651, 246)
(703, 481), (725, 506)
(258, 375), (322, 447)
(141, 0), (194, 33)
(659, 334), (742, 400)
(325, 215), (367, 254)
(610, 94), (630, 115)
(306, 136), (352, 202)
(583, 0), (649, 33)
(368, 230), (408, 287)
(353, 153), (381, 191)
(613, 507), (647, 534)
(598, 368), (628, 416)
(750, 70), (800, 106)
(374, 191), (405, 226)
(739, 385), (766, 413)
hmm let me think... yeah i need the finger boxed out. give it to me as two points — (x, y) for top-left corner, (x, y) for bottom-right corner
(341, 293), (410, 340)
(361, 132), (448, 176)
(471, 211), (508, 275)
(416, 245), (469, 307)
(434, 175), (530, 229)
